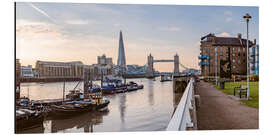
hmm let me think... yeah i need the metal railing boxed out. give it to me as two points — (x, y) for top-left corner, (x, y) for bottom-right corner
(166, 78), (195, 131)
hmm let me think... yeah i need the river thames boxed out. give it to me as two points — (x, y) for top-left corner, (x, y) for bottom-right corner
(19, 78), (181, 133)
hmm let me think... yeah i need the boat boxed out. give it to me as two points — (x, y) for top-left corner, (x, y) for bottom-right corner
(50, 91), (110, 117)
(160, 74), (172, 82)
(50, 100), (94, 117)
(126, 81), (144, 92)
(101, 76), (126, 94)
(87, 92), (110, 111)
(16, 108), (44, 131)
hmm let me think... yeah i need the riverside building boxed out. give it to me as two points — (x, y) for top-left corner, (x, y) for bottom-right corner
(35, 60), (84, 78)
(21, 65), (34, 78)
(199, 33), (255, 78)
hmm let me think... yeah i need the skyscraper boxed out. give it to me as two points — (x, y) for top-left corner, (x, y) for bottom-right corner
(117, 30), (126, 71)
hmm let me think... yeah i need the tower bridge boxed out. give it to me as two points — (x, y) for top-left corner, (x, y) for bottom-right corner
(153, 59), (174, 63)
(146, 54), (180, 78)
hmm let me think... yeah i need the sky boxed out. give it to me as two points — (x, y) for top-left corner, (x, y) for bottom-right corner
(16, 2), (259, 72)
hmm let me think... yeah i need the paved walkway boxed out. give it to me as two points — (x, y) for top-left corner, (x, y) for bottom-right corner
(195, 81), (258, 130)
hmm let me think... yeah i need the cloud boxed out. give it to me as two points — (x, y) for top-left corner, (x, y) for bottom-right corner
(224, 10), (232, 15)
(225, 17), (232, 22)
(64, 20), (90, 25)
(159, 26), (180, 32)
(28, 3), (55, 22)
(216, 32), (232, 37)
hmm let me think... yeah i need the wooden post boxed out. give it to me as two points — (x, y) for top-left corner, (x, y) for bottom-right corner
(100, 71), (103, 95)
(101, 71), (103, 88)
(27, 86), (30, 99)
(63, 81), (65, 102)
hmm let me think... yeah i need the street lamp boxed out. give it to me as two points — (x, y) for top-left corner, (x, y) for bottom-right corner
(243, 13), (251, 100)
(215, 47), (218, 86)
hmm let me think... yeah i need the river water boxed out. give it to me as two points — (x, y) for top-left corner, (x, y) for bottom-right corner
(19, 78), (181, 133)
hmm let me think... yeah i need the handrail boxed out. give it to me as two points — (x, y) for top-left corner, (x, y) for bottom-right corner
(166, 78), (195, 131)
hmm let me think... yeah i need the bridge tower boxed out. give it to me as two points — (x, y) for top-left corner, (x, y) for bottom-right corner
(174, 54), (180, 75)
(146, 54), (154, 77)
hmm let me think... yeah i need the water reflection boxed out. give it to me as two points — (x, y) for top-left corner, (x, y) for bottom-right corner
(16, 122), (44, 133)
(19, 78), (181, 133)
(148, 79), (154, 106)
(49, 111), (108, 133)
(119, 93), (126, 123)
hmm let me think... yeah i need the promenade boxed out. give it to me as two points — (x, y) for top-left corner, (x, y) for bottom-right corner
(195, 81), (258, 130)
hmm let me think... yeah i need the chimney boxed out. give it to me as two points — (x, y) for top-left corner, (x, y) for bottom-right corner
(237, 33), (242, 39)
(254, 39), (256, 45)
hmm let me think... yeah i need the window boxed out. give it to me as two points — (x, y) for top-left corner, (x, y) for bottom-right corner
(220, 47), (223, 52)
(243, 47), (245, 52)
(233, 66), (236, 69)
(233, 47), (235, 51)
(232, 53), (235, 57)
(238, 47), (241, 52)
(238, 60), (240, 64)
(233, 59), (235, 63)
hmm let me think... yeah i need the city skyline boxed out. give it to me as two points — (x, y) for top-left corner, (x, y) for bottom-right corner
(16, 3), (258, 72)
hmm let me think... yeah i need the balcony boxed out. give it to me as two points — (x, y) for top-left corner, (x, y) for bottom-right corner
(199, 62), (210, 66)
(198, 56), (210, 59)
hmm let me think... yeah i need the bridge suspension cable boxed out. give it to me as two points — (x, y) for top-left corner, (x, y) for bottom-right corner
(179, 62), (189, 70)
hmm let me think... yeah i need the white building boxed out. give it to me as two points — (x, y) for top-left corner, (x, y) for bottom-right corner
(21, 65), (34, 78)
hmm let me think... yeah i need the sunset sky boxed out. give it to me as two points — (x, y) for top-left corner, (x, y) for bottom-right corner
(16, 3), (258, 72)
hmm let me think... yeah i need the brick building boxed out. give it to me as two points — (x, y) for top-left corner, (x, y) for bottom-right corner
(199, 33), (255, 78)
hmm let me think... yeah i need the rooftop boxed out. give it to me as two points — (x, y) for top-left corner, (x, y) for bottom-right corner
(201, 33), (254, 47)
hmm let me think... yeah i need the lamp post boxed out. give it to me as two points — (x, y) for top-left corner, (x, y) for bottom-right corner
(243, 13), (251, 100)
(215, 47), (218, 86)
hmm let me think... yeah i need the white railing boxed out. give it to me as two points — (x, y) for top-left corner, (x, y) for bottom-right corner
(166, 78), (195, 131)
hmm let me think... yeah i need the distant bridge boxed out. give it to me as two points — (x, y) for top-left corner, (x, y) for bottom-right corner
(153, 59), (174, 63)
(146, 53), (191, 78)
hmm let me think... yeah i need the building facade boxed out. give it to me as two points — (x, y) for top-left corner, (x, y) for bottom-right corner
(16, 59), (21, 99)
(199, 33), (255, 78)
(21, 65), (34, 78)
(127, 64), (147, 74)
(35, 60), (84, 78)
(84, 64), (114, 80)
(97, 54), (113, 66)
(16, 59), (21, 80)
(250, 44), (259, 75)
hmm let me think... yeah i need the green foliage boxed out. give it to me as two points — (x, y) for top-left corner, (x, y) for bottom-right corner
(216, 81), (259, 108)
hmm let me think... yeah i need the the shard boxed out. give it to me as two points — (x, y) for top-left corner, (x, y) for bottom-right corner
(117, 30), (126, 71)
